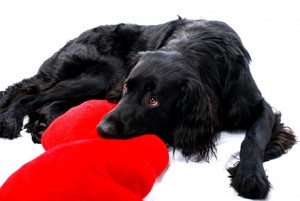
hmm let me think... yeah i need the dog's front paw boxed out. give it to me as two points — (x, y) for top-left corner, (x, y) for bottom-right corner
(0, 114), (22, 139)
(24, 114), (50, 143)
(228, 162), (271, 199)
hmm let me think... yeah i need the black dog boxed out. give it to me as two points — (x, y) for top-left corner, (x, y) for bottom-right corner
(0, 18), (296, 199)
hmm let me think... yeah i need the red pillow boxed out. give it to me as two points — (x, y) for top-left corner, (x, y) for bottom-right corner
(42, 100), (116, 149)
(0, 100), (169, 201)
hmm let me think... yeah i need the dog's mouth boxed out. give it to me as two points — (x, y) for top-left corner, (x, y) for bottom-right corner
(97, 121), (152, 140)
(99, 129), (151, 140)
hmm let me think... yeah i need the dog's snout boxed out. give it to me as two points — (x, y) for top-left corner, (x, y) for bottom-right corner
(97, 120), (117, 137)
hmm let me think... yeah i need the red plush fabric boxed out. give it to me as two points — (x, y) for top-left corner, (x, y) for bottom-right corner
(0, 100), (169, 201)
(42, 100), (117, 149)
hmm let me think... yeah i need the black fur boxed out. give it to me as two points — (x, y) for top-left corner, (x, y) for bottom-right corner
(0, 18), (296, 199)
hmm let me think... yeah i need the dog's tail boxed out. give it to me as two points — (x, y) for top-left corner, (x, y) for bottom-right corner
(263, 111), (297, 162)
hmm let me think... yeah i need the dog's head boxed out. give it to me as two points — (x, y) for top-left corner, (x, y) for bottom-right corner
(98, 51), (218, 161)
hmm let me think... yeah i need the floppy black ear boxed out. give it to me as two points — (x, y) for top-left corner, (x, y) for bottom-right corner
(173, 78), (219, 161)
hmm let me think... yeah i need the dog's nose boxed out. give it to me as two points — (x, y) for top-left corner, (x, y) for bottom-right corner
(97, 121), (116, 137)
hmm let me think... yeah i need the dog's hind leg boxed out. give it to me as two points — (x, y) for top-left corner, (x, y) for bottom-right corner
(0, 74), (53, 111)
(0, 70), (119, 141)
(0, 74), (55, 139)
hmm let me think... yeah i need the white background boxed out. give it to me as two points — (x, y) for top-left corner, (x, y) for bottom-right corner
(0, 0), (299, 200)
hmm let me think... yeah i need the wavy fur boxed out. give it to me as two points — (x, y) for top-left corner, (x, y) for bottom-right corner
(173, 77), (219, 161)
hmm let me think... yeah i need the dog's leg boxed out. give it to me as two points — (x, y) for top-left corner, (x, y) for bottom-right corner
(24, 100), (81, 143)
(0, 74), (54, 139)
(0, 72), (116, 140)
(0, 74), (52, 111)
(0, 111), (24, 139)
(0, 75), (53, 139)
(228, 100), (274, 199)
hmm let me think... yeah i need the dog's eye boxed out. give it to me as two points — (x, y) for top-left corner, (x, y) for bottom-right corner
(123, 83), (128, 94)
(148, 97), (159, 107)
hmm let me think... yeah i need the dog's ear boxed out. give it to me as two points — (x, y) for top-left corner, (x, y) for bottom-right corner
(173, 78), (219, 161)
